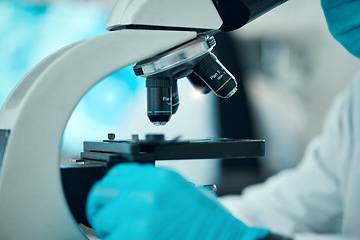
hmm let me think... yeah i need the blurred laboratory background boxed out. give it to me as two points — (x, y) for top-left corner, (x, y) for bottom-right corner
(1, 0), (359, 195)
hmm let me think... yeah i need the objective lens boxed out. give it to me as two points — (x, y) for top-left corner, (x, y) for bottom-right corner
(193, 53), (237, 98)
(187, 72), (211, 94)
(146, 77), (173, 126)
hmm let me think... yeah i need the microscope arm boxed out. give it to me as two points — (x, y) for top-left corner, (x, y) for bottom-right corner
(0, 29), (196, 240)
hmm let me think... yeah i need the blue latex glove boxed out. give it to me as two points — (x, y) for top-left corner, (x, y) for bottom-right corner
(86, 163), (270, 240)
(322, 0), (360, 58)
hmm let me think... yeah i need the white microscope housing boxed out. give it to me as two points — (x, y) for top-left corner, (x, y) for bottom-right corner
(106, 0), (222, 30)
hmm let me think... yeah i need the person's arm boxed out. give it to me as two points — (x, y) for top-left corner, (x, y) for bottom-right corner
(220, 0), (360, 234)
(220, 78), (358, 236)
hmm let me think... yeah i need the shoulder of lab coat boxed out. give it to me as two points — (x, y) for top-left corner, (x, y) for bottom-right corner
(219, 72), (360, 238)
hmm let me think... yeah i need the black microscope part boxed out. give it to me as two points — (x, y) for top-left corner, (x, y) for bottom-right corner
(193, 53), (237, 98)
(265, 233), (293, 240)
(212, 0), (288, 32)
(0, 130), (10, 169)
(171, 79), (180, 114)
(80, 137), (265, 165)
(145, 134), (166, 143)
(146, 77), (173, 125)
(212, 0), (250, 31)
(187, 72), (211, 94)
(107, 133), (116, 141)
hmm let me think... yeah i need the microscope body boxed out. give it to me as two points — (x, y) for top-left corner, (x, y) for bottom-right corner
(0, 0), (287, 239)
(106, 0), (287, 32)
(0, 30), (198, 240)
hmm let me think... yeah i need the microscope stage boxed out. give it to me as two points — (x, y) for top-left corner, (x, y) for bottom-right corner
(81, 135), (265, 165)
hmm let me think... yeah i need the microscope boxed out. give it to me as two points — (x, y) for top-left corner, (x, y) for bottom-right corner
(0, 0), (287, 239)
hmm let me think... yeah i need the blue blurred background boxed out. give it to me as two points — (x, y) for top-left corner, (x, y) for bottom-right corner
(0, 0), (142, 154)
(0, 0), (112, 106)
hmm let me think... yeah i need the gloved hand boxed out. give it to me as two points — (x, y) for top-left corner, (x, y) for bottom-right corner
(322, 0), (360, 58)
(86, 163), (270, 240)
